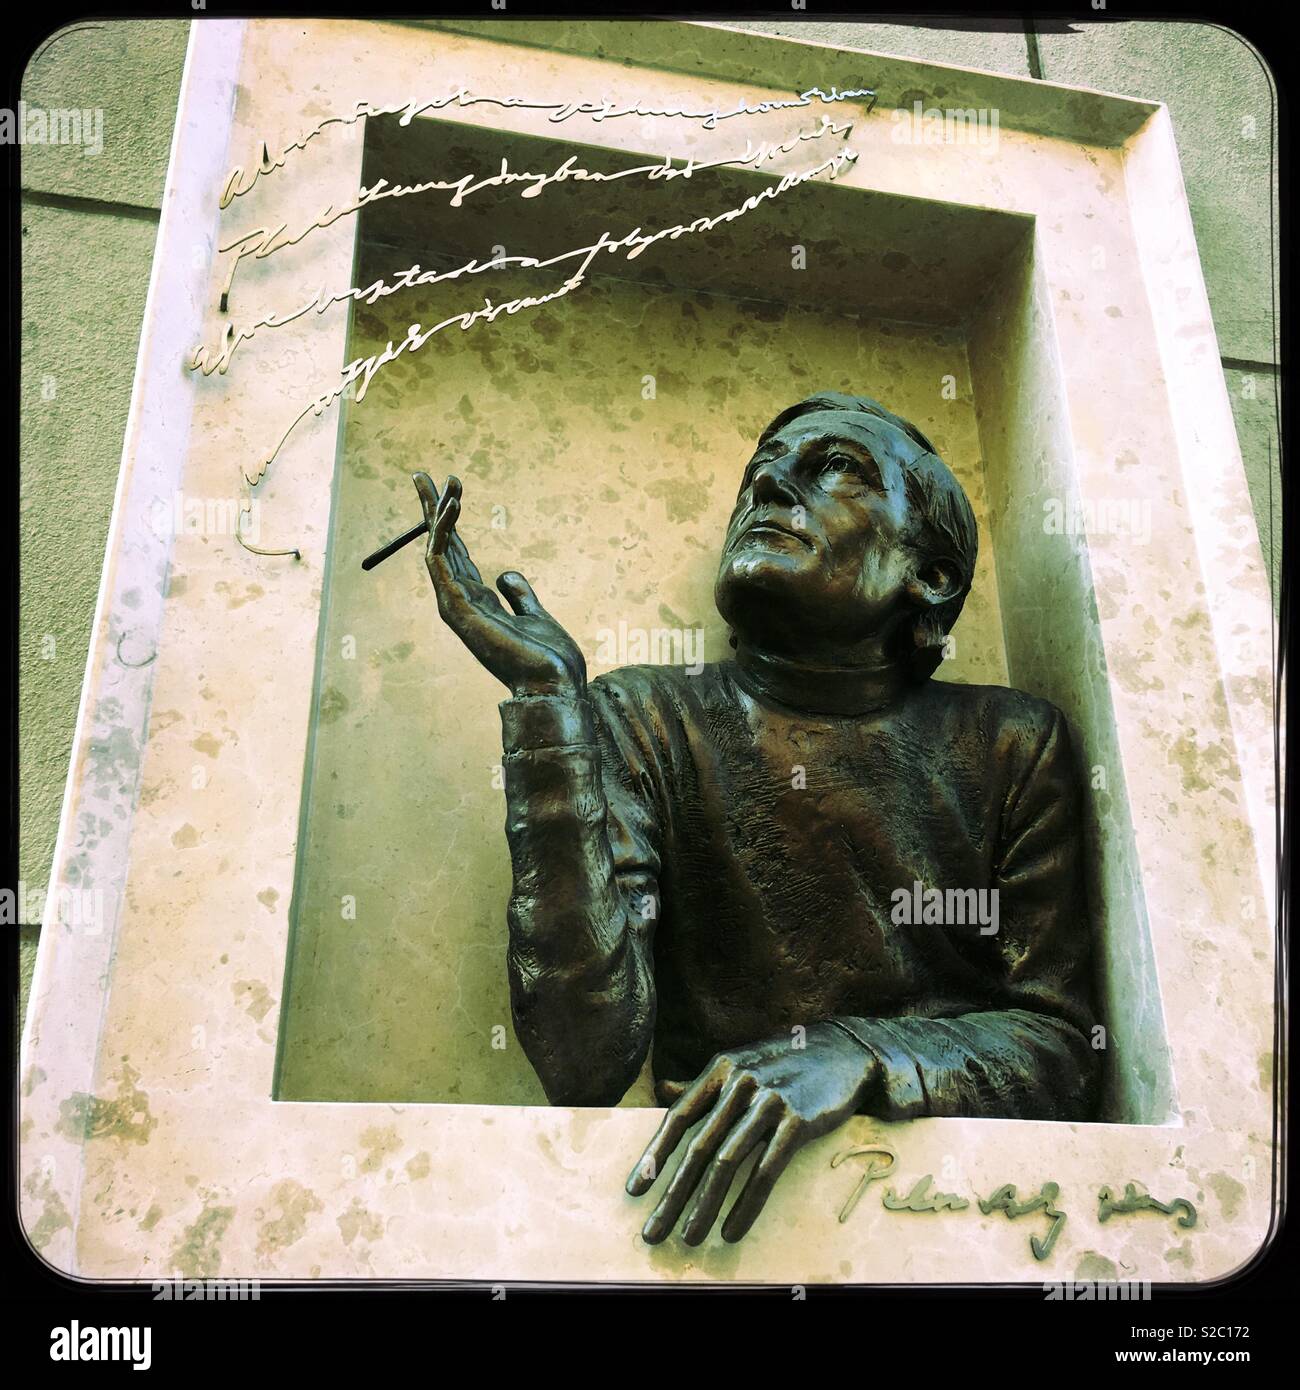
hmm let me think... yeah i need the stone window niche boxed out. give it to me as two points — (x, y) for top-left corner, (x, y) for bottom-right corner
(275, 114), (1176, 1125)
(22, 19), (1272, 1284)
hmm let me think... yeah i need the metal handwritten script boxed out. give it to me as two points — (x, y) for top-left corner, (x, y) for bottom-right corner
(187, 83), (876, 558)
(832, 1147), (1198, 1264)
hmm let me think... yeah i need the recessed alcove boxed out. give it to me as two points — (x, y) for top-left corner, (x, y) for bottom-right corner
(274, 113), (1176, 1124)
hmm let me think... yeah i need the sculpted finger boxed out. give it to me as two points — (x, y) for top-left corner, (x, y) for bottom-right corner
(412, 472), (483, 582)
(626, 1064), (727, 1196)
(720, 1116), (804, 1243)
(680, 1094), (781, 1246)
(496, 571), (549, 619)
(641, 1079), (756, 1244)
(431, 491), (461, 556)
(412, 470), (441, 524)
(412, 471), (440, 511)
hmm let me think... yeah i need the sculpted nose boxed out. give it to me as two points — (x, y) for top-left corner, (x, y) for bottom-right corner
(751, 459), (798, 507)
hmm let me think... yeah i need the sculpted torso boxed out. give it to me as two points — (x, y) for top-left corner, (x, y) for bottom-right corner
(411, 390), (1098, 1244)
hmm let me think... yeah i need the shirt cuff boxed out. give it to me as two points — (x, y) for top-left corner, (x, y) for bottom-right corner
(499, 692), (598, 752)
(832, 1017), (929, 1121)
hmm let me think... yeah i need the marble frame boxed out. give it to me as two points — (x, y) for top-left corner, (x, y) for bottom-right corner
(20, 17), (1279, 1284)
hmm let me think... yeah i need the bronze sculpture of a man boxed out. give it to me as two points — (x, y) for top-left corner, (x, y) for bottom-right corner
(411, 390), (1098, 1245)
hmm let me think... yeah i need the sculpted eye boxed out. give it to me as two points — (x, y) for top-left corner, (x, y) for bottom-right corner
(820, 451), (864, 478)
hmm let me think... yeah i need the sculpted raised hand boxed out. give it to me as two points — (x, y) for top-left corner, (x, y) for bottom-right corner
(413, 472), (586, 699)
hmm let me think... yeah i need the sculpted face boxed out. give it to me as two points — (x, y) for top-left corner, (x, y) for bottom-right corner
(715, 407), (959, 655)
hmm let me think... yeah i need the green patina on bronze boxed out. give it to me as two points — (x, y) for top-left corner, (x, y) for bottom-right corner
(832, 1159), (1195, 1265)
(882, 1174), (970, 1214)
(1098, 1182), (1197, 1230)
(831, 1145), (898, 1224)
(979, 1181), (1067, 1261)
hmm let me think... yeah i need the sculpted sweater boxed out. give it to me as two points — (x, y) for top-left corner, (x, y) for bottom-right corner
(498, 659), (1098, 1120)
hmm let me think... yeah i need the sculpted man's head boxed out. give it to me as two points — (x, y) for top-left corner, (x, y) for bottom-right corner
(714, 391), (979, 681)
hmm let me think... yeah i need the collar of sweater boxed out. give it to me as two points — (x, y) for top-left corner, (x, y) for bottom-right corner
(731, 642), (912, 717)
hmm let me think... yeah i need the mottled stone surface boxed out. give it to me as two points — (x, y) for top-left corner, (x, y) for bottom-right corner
(1037, 21), (1277, 367)
(969, 244), (1175, 1125)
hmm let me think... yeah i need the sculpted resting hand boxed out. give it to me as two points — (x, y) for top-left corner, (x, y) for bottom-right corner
(413, 391), (1098, 1248)
(627, 1025), (884, 1244)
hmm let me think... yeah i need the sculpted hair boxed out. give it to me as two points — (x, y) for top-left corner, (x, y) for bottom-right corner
(755, 391), (979, 681)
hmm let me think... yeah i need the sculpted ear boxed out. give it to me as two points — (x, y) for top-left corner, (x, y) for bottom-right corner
(906, 557), (963, 610)
(904, 558), (966, 680)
